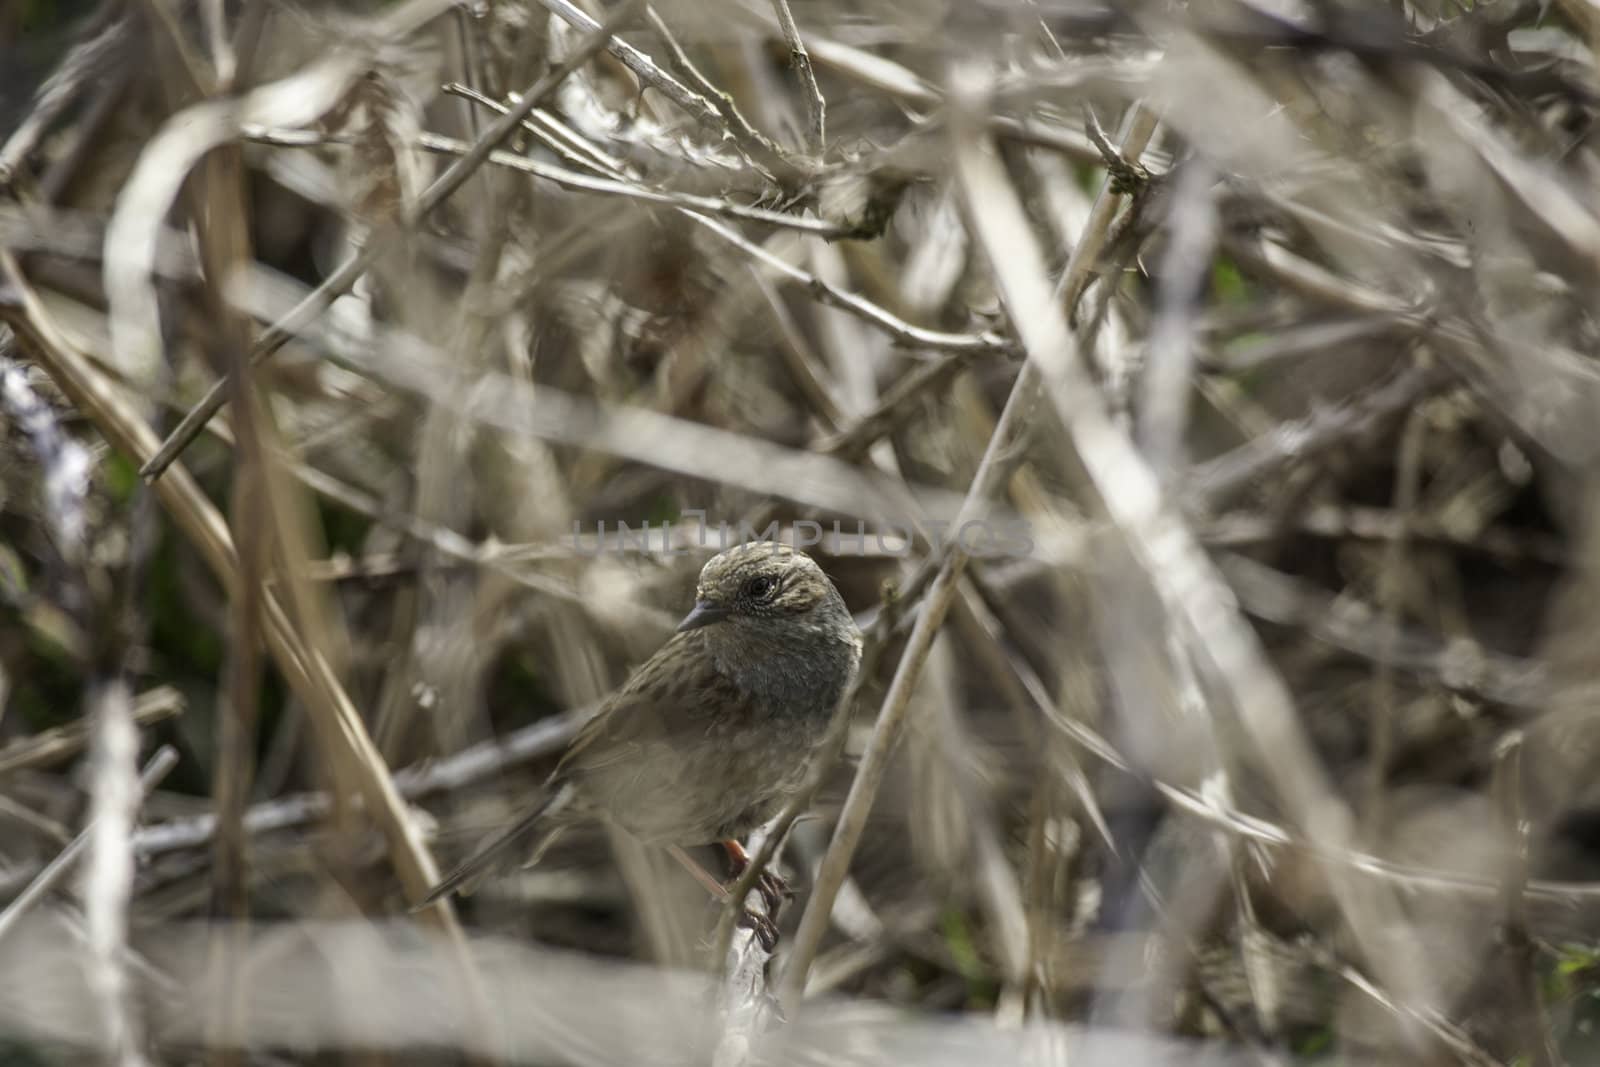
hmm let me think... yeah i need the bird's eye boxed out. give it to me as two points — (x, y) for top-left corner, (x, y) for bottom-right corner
(743, 575), (779, 600)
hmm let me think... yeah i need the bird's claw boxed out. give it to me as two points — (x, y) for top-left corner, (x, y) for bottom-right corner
(731, 863), (785, 948)
(755, 870), (792, 914)
(738, 907), (780, 951)
(723, 841), (793, 916)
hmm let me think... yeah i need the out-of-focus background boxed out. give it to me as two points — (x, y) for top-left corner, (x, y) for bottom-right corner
(5, 0), (1600, 1063)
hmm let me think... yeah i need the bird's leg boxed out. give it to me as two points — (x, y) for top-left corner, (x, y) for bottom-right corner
(720, 838), (790, 915)
(667, 844), (778, 950)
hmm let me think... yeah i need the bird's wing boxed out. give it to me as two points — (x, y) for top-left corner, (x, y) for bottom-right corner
(552, 631), (750, 781)
(418, 637), (753, 906)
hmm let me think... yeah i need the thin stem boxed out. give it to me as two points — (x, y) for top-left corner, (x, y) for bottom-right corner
(139, 0), (650, 482)
(769, 0), (826, 153)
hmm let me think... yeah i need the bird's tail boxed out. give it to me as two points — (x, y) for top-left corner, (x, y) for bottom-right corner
(414, 781), (576, 909)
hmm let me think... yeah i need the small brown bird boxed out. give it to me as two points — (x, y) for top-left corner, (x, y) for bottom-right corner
(419, 542), (862, 939)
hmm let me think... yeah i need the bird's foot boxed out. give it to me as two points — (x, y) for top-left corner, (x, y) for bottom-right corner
(738, 907), (780, 952)
(721, 839), (793, 915)
(753, 870), (791, 915)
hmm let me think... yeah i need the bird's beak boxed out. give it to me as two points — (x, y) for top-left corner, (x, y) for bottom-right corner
(676, 599), (730, 632)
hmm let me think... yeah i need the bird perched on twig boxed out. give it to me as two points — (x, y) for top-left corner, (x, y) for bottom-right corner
(417, 541), (862, 946)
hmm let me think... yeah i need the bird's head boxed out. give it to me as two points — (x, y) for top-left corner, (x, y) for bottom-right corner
(676, 542), (849, 635)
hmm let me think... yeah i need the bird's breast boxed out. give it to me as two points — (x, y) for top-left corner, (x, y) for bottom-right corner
(714, 633), (857, 725)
